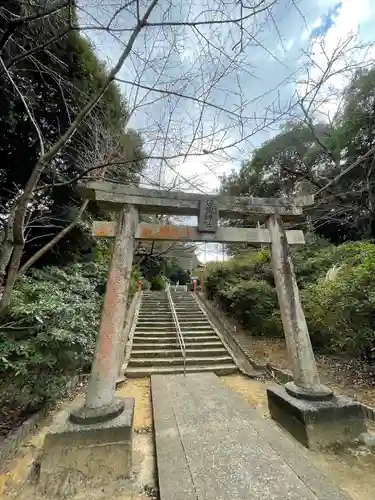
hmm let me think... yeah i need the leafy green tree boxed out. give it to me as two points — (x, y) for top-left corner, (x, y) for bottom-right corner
(0, 2), (145, 286)
(165, 260), (190, 285)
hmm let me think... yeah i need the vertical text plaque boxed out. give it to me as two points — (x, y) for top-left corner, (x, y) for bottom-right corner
(198, 198), (219, 232)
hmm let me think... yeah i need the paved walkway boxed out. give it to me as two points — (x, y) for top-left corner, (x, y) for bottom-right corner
(151, 373), (350, 500)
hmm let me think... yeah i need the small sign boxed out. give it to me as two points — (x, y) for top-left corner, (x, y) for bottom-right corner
(198, 199), (219, 232)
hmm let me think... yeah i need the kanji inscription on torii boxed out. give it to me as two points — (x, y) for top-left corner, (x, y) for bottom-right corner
(198, 198), (219, 232)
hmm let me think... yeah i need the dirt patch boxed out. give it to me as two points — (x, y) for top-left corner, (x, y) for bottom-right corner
(1, 378), (156, 500)
(207, 297), (375, 408)
(221, 373), (375, 500)
(238, 336), (375, 408)
(116, 378), (152, 431)
(221, 374), (269, 417)
(0, 392), (86, 498)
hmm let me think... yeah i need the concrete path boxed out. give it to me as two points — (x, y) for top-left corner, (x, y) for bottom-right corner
(151, 373), (350, 500)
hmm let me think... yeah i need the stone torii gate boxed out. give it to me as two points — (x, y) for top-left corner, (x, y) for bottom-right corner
(81, 181), (329, 408)
(39, 181), (365, 492)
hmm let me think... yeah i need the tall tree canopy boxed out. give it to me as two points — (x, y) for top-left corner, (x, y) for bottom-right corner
(0, 1), (145, 268)
(221, 66), (375, 247)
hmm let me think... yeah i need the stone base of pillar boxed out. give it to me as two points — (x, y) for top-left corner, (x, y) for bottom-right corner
(267, 385), (366, 449)
(70, 397), (126, 425)
(39, 398), (134, 497)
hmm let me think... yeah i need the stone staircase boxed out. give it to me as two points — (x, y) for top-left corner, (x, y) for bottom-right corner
(126, 290), (238, 377)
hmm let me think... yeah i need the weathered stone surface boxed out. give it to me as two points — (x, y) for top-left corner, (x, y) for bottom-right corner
(84, 205), (138, 413)
(152, 375), (197, 500)
(39, 398), (134, 496)
(80, 181), (313, 220)
(248, 416), (353, 500)
(152, 373), (350, 500)
(198, 198), (219, 232)
(69, 397), (125, 425)
(93, 221), (306, 245)
(267, 214), (329, 397)
(359, 432), (375, 447)
(135, 223), (306, 244)
(267, 385), (366, 449)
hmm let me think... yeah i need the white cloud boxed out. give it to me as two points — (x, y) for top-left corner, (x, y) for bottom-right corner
(84, 0), (375, 193)
(297, 0), (375, 121)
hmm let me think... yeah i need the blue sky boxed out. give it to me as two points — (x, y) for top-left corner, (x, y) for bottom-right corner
(81, 0), (375, 192)
(79, 0), (375, 261)
(311, 2), (342, 38)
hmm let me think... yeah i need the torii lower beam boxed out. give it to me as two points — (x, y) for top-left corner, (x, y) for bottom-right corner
(92, 221), (306, 245)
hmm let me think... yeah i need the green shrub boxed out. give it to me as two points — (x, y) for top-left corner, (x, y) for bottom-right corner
(217, 279), (281, 336)
(293, 240), (374, 288)
(0, 262), (106, 423)
(205, 239), (375, 354)
(128, 267), (142, 298)
(303, 244), (375, 356)
(150, 275), (166, 290)
(205, 248), (272, 300)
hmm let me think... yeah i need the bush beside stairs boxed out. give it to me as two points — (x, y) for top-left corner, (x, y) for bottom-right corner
(126, 291), (238, 377)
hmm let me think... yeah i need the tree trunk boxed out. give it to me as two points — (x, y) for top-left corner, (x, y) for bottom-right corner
(17, 200), (89, 277)
(0, 0), (157, 310)
(0, 205), (16, 286)
(1, 244), (23, 310)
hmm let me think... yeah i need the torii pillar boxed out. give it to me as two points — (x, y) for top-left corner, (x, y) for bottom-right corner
(39, 205), (138, 494)
(265, 214), (366, 448)
(71, 204), (138, 421)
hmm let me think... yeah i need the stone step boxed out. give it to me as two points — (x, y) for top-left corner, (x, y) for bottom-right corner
(141, 302), (170, 305)
(137, 324), (177, 328)
(177, 320), (211, 325)
(140, 306), (171, 313)
(138, 317), (205, 322)
(141, 304), (170, 308)
(137, 316), (174, 320)
(141, 299), (169, 302)
(174, 305), (200, 308)
(131, 341), (224, 350)
(142, 294), (167, 297)
(132, 335), (220, 343)
(179, 326), (215, 331)
(128, 355), (233, 367)
(175, 309), (202, 314)
(174, 310), (205, 314)
(137, 322), (210, 328)
(138, 312), (173, 316)
(134, 328), (216, 338)
(175, 317), (207, 321)
(136, 321), (175, 327)
(134, 329), (178, 335)
(141, 297), (168, 300)
(131, 348), (228, 358)
(141, 300), (170, 307)
(172, 299), (197, 303)
(171, 298), (197, 302)
(135, 325), (213, 332)
(126, 363), (238, 377)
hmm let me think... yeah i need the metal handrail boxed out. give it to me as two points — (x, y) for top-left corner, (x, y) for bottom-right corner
(166, 283), (187, 375)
